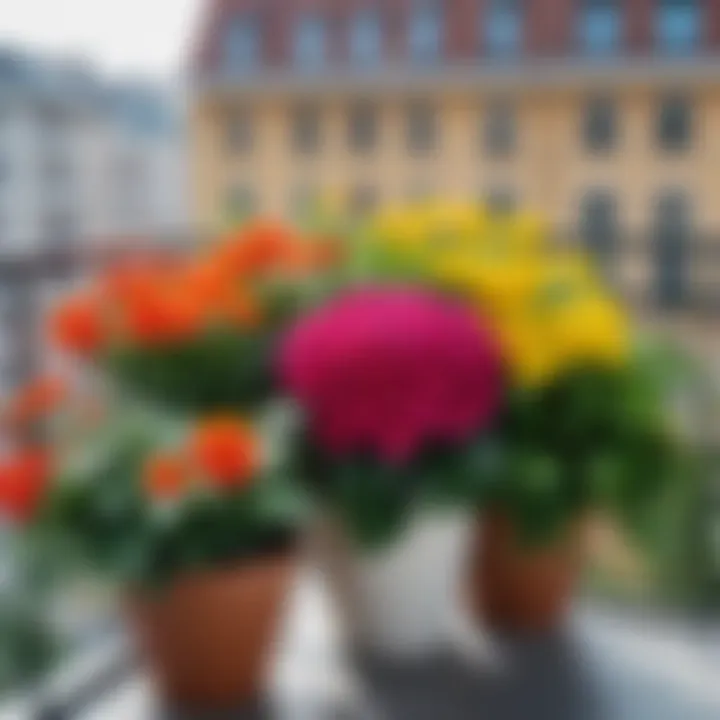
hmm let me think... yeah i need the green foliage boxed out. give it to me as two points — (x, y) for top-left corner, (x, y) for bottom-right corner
(290, 429), (499, 549)
(107, 328), (278, 414)
(488, 343), (705, 547)
(37, 416), (306, 589)
(0, 592), (58, 697)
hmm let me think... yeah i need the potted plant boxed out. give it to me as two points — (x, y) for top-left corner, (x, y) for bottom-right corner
(364, 201), (689, 632)
(39, 412), (303, 709)
(3, 220), (326, 710)
(471, 357), (683, 632)
(280, 286), (503, 657)
(48, 220), (337, 413)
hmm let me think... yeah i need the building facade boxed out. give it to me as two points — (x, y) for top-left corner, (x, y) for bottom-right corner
(0, 49), (190, 399)
(0, 49), (189, 256)
(189, 0), (720, 241)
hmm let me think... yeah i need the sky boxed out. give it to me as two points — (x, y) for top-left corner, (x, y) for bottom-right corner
(0, 0), (203, 79)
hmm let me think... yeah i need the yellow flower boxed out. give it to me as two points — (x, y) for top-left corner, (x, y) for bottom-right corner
(498, 318), (560, 387)
(435, 247), (542, 316)
(366, 201), (630, 388)
(372, 206), (428, 252)
(544, 294), (629, 368)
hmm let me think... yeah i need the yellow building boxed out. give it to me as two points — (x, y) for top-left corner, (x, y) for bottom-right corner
(190, 0), (720, 307)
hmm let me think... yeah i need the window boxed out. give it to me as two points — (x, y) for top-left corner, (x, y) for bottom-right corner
(656, 94), (692, 151)
(348, 102), (378, 153)
(583, 96), (617, 152)
(409, 0), (443, 63)
(226, 185), (256, 219)
(294, 14), (327, 69)
(578, 0), (622, 56)
(406, 101), (437, 154)
(223, 14), (261, 73)
(655, 0), (701, 55)
(484, 101), (516, 157)
(654, 190), (691, 308)
(580, 189), (618, 267)
(225, 109), (253, 154)
(486, 187), (517, 214)
(350, 9), (382, 65)
(484, 0), (523, 58)
(291, 105), (322, 154)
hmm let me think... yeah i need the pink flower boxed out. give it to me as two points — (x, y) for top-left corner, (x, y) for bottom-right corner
(279, 287), (503, 464)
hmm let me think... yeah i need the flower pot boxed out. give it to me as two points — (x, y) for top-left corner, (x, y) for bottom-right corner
(469, 513), (584, 633)
(127, 553), (296, 710)
(312, 510), (475, 658)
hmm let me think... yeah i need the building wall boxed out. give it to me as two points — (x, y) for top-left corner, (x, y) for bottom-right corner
(191, 81), (720, 233)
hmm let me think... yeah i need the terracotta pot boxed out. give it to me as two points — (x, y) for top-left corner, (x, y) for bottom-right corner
(469, 513), (584, 633)
(127, 554), (296, 710)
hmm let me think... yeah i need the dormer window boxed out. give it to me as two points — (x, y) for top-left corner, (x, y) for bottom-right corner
(223, 14), (261, 73)
(409, 0), (443, 64)
(294, 14), (327, 70)
(350, 8), (382, 66)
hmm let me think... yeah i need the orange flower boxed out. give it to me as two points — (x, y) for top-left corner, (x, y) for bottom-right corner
(190, 417), (259, 489)
(5, 376), (67, 428)
(143, 452), (188, 501)
(0, 448), (51, 523)
(120, 279), (205, 346)
(49, 293), (105, 355)
(216, 220), (299, 277)
(183, 257), (233, 307)
(215, 285), (262, 328)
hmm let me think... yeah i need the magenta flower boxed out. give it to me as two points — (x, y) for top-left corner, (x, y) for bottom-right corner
(279, 287), (503, 464)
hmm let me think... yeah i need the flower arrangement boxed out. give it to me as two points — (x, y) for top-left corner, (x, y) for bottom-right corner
(0, 219), (323, 705)
(352, 203), (683, 545)
(49, 220), (338, 411)
(0, 204), (703, 677)
(280, 287), (503, 545)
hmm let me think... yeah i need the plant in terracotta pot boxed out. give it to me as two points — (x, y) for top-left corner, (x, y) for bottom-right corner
(5, 219), (331, 710)
(473, 354), (685, 632)
(34, 412), (304, 709)
(362, 201), (692, 633)
(280, 286), (504, 657)
(3, 380), (306, 710)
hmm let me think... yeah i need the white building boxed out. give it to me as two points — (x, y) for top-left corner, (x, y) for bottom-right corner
(0, 48), (189, 256)
(0, 48), (190, 400)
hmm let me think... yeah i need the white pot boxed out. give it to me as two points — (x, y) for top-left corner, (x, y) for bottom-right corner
(312, 510), (482, 659)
